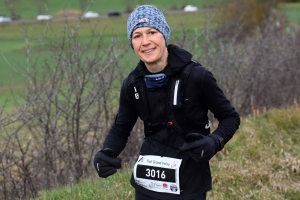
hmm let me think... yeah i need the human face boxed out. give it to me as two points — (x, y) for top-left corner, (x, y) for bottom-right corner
(132, 27), (168, 73)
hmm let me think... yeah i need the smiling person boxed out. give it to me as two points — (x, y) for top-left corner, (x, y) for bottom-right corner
(93, 5), (240, 200)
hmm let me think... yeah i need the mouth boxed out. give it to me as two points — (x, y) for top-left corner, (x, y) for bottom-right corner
(143, 48), (155, 54)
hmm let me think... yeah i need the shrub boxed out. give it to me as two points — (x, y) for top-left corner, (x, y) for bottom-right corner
(215, 0), (281, 40)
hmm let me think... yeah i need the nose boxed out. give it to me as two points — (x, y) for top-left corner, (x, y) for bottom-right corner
(141, 35), (150, 46)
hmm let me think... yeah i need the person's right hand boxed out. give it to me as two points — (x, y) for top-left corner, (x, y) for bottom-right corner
(93, 148), (122, 178)
(179, 133), (218, 163)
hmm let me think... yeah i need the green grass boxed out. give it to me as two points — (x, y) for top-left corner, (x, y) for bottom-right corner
(33, 104), (300, 200)
(0, 11), (210, 39)
(279, 3), (300, 23)
(0, 0), (222, 19)
(32, 168), (134, 200)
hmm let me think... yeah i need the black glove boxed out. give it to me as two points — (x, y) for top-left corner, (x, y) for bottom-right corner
(93, 148), (122, 178)
(179, 133), (219, 162)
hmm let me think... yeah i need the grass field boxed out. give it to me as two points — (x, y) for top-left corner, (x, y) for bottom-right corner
(0, 0), (222, 19)
(32, 104), (300, 200)
(279, 2), (300, 23)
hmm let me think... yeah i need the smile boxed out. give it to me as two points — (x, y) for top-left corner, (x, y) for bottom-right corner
(143, 48), (155, 53)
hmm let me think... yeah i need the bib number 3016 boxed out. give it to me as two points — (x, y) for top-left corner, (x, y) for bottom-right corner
(136, 165), (175, 182)
(133, 155), (182, 194)
(146, 168), (165, 179)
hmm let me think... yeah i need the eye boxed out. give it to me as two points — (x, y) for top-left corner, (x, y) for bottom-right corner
(149, 31), (156, 35)
(133, 34), (140, 39)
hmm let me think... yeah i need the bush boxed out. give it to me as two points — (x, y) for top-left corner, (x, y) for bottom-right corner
(0, 20), (130, 199)
(172, 10), (300, 116)
(215, 0), (282, 40)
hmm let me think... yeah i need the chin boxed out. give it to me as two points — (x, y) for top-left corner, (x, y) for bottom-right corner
(144, 60), (158, 65)
(142, 56), (158, 63)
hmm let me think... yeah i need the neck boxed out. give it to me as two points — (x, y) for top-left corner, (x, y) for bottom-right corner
(145, 62), (167, 73)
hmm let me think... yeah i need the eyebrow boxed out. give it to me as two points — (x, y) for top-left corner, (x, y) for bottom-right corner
(133, 28), (154, 34)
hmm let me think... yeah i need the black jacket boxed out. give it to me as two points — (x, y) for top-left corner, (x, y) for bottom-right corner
(103, 44), (240, 199)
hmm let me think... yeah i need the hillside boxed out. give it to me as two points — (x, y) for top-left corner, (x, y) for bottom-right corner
(34, 103), (300, 200)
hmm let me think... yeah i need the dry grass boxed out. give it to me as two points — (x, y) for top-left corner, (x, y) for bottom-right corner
(209, 102), (300, 199)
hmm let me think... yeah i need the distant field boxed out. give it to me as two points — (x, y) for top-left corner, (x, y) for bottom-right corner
(0, 0), (222, 19)
(279, 3), (300, 23)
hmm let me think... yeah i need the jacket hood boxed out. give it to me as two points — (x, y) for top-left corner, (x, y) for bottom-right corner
(136, 44), (193, 77)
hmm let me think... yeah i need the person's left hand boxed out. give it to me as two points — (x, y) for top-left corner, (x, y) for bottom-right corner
(179, 133), (219, 162)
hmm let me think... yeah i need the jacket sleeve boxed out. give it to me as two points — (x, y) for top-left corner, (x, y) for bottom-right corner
(201, 69), (240, 144)
(102, 77), (138, 156)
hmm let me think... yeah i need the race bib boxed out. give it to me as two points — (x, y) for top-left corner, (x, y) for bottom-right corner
(133, 155), (182, 194)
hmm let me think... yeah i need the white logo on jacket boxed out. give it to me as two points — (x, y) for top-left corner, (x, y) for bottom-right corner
(134, 87), (139, 99)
